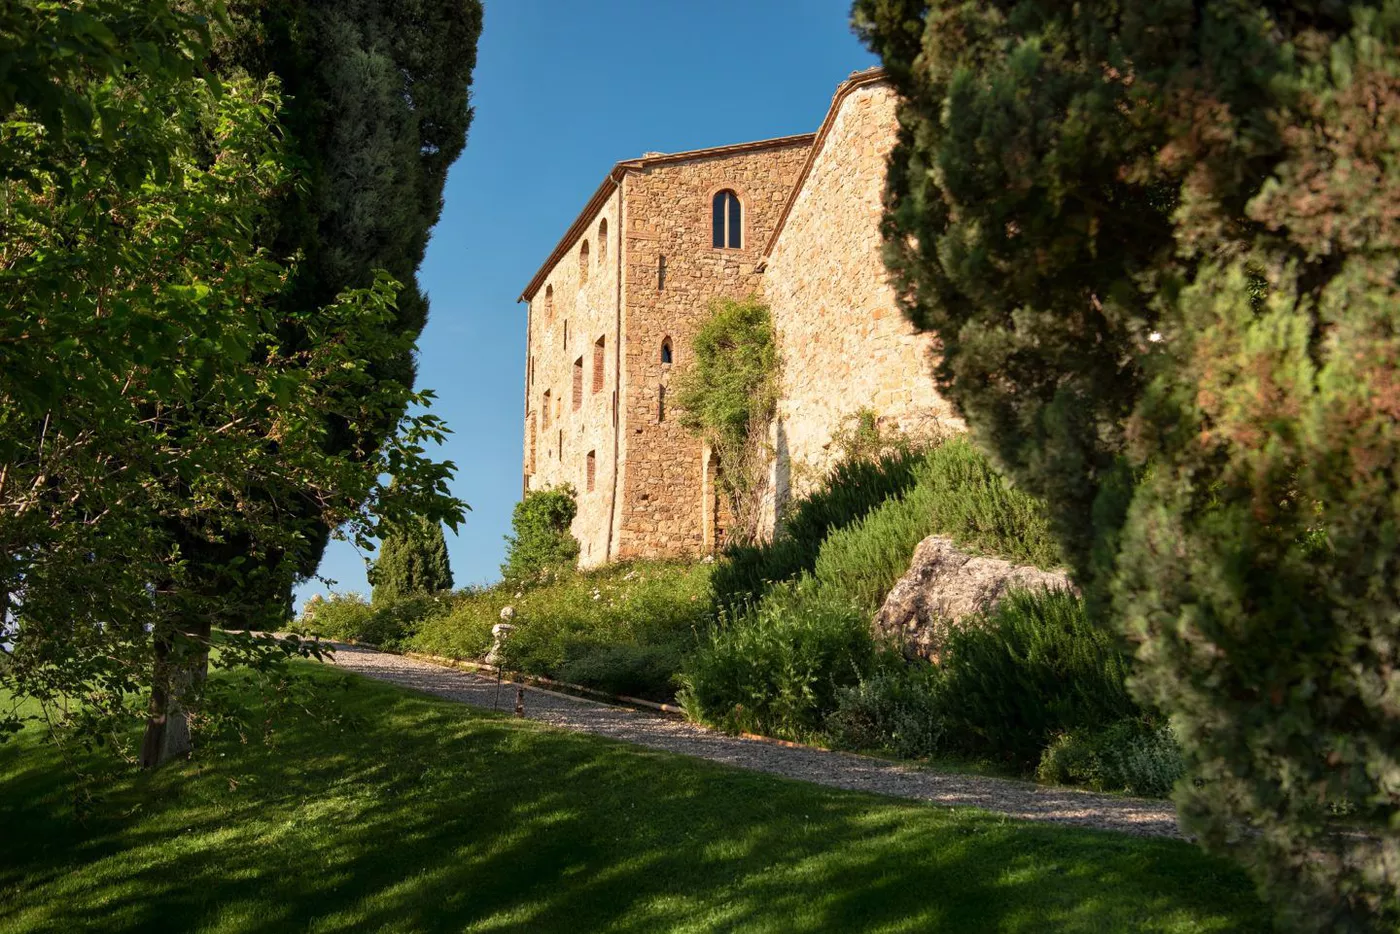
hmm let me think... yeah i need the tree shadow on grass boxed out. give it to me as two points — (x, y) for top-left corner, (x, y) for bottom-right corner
(0, 667), (1269, 933)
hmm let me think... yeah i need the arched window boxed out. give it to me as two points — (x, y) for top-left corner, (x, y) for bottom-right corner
(660, 337), (673, 365)
(592, 336), (605, 393)
(572, 356), (583, 411)
(579, 240), (590, 284)
(598, 218), (608, 262)
(545, 284), (555, 323)
(586, 450), (597, 492)
(712, 189), (741, 249)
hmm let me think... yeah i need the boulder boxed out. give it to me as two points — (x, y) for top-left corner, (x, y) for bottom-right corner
(873, 535), (1074, 662)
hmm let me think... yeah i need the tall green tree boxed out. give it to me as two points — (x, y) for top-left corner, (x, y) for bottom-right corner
(856, 0), (1400, 928)
(209, 0), (483, 586)
(135, 0), (481, 762)
(0, 0), (464, 768)
(371, 516), (454, 601)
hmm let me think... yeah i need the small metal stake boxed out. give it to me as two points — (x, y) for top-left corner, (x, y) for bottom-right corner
(514, 685), (525, 718)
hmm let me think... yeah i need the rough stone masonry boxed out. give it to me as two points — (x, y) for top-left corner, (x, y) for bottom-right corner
(516, 69), (961, 567)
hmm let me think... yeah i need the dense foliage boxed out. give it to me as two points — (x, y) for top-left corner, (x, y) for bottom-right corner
(684, 438), (1063, 741)
(409, 561), (714, 701)
(371, 517), (454, 601)
(294, 593), (456, 651)
(0, 0), (465, 767)
(855, 0), (1400, 924)
(678, 580), (876, 740)
(711, 447), (927, 614)
(501, 486), (581, 584)
(933, 589), (1138, 771)
(204, 0), (484, 587)
(673, 297), (780, 545)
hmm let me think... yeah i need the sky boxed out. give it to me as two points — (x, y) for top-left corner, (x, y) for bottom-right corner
(295, 1), (878, 607)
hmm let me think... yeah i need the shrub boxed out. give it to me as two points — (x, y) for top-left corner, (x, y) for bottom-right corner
(1037, 720), (1186, 799)
(408, 560), (712, 701)
(813, 437), (1062, 613)
(556, 643), (683, 701)
(936, 588), (1137, 770)
(294, 593), (451, 650)
(711, 447), (928, 614)
(825, 664), (944, 759)
(502, 486), (580, 584)
(678, 580), (875, 740)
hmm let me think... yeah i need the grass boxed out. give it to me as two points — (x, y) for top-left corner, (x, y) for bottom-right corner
(0, 663), (1270, 933)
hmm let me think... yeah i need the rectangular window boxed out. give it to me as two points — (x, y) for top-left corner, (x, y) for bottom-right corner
(592, 337), (605, 393)
(572, 357), (583, 411)
(586, 450), (596, 491)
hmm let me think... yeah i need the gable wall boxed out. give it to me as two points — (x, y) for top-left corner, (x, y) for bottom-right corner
(761, 82), (962, 529)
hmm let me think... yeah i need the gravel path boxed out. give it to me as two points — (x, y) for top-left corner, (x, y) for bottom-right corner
(329, 643), (1182, 838)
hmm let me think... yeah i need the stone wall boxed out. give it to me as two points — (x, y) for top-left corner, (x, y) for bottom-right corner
(760, 80), (962, 531)
(616, 142), (810, 559)
(523, 187), (622, 566)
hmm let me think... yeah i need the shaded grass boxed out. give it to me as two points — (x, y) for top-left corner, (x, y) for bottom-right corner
(0, 664), (1269, 933)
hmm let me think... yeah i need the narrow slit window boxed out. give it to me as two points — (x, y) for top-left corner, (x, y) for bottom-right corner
(658, 254), (666, 290)
(586, 450), (596, 492)
(545, 285), (554, 322)
(542, 389), (551, 426)
(563, 319), (568, 350)
(579, 240), (590, 284)
(592, 336), (605, 393)
(557, 429), (562, 459)
(712, 189), (741, 249)
(572, 357), (583, 411)
(658, 385), (666, 423)
(660, 337), (673, 365)
(598, 218), (608, 262)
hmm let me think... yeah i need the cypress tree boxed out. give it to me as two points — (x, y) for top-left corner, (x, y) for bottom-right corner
(371, 516), (454, 601)
(188, 0), (482, 608)
(856, 1), (1400, 928)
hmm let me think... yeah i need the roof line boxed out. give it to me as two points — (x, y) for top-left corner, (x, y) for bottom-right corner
(515, 133), (816, 304)
(759, 68), (890, 267)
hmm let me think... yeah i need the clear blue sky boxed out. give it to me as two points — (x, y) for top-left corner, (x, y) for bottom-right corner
(296, 1), (877, 606)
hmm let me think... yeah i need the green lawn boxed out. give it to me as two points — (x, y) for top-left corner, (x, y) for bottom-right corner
(0, 664), (1269, 933)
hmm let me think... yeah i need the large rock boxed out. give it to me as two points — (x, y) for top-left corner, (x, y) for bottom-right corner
(874, 535), (1074, 662)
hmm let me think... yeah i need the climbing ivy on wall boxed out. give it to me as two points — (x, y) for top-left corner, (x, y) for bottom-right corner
(672, 297), (780, 547)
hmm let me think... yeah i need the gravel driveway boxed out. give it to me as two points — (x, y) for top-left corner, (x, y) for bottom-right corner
(329, 643), (1182, 838)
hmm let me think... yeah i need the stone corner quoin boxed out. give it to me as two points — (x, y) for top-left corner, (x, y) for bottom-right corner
(516, 69), (962, 568)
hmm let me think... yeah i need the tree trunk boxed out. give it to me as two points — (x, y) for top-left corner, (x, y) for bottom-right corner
(140, 618), (211, 769)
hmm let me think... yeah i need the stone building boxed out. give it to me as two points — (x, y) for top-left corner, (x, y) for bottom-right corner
(517, 69), (959, 566)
